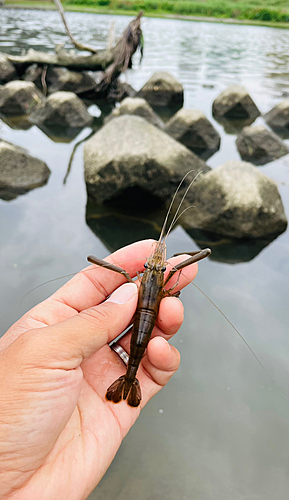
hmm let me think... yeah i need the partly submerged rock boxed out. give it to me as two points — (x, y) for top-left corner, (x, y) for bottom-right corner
(137, 71), (183, 110)
(0, 139), (50, 200)
(236, 125), (289, 165)
(264, 100), (289, 137)
(0, 54), (17, 84)
(105, 97), (164, 128)
(165, 108), (221, 160)
(29, 91), (93, 129)
(84, 115), (210, 206)
(212, 85), (260, 123)
(113, 81), (136, 102)
(48, 68), (97, 95)
(0, 81), (44, 116)
(181, 160), (287, 238)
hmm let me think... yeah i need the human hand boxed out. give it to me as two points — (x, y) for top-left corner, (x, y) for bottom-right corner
(0, 240), (198, 500)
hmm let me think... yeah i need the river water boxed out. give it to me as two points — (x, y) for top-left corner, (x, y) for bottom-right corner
(0, 8), (288, 500)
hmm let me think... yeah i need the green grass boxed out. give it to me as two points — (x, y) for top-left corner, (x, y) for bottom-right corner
(4, 0), (289, 26)
(63, 0), (289, 22)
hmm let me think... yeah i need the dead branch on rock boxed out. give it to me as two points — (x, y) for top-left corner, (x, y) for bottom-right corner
(41, 65), (48, 95)
(5, 12), (143, 85)
(53, 0), (98, 54)
(107, 21), (116, 51)
(98, 12), (143, 90)
(63, 129), (95, 185)
(6, 47), (114, 71)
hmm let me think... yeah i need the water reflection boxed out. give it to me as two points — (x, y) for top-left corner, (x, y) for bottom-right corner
(85, 197), (167, 252)
(0, 113), (32, 130)
(34, 122), (93, 142)
(213, 114), (258, 134)
(85, 199), (283, 263)
(185, 227), (284, 263)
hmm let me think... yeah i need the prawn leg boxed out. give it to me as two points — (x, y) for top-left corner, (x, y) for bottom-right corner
(164, 248), (211, 291)
(87, 255), (135, 284)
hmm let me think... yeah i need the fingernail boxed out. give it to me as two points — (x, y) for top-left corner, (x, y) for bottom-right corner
(107, 283), (137, 304)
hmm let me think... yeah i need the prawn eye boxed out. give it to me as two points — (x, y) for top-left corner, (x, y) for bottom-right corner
(161, 266), (166, 272)
(144, 263), (148, 269)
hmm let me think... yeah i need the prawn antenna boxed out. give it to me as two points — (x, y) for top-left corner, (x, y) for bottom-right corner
(191, 281), (288, 402)
(21, 271), (85, 305)
(158, 170), (196, 243)
(21, 257), (147, 305)
(164, 204), (196, 235)
(164, 171), (202, 243)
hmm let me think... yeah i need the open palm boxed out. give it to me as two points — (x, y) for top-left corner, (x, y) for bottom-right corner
(0, 240), (198, 500)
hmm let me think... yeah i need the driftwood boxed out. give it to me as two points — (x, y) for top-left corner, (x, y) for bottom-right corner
(6, 47), (114, 72)
(5, 13), (143, 89)
(52, 0), (98, 54)
(100, 12), (143, 89)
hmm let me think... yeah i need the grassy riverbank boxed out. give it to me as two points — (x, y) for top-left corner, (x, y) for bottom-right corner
(3, 0), (289, 28)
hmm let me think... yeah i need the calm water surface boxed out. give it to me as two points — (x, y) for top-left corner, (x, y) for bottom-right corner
(0, 9), (288, 500)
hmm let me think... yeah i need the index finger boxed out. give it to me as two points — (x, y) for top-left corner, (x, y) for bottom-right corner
(51, 239), (155, 312)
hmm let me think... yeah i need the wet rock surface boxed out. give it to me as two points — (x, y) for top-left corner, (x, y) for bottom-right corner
(105, 97), (164, 128)
(137, 71), (183, 109)
(264, 100), (289, 137)
(0, 81), (44, 116)
(212, 85), (260, 122)
(236, 125), (289, 165)
(0, 113), (32, 131)
(84, 115), (210, 206)
(0, 54), (17, 84)
(181, 160), (287, 238)
(24, 65), (97, 96)
(0, 139), (51, 200)
(29, 91), (93, 129)
(165, 108), (221, 159)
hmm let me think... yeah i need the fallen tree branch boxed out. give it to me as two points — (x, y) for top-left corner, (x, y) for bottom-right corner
(99, 12), (143, 89)
(52, 0), (98, 53)
(5, 12), (143, 90)
(6, 47), (114, 71)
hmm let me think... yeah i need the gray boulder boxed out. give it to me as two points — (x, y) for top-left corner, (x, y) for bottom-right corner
(181, 160), (287, 238)
(0, 139), (50, 200)
(29, 91), (93, 129)
(165, 108), (221, 160)
(137, 72), (184, 108)
(24, 65), (97, 95)
(0, 81), (44, 116)
(236, 125), (289, 165)
(105, 97), (164, 128)
(84, 115), (210, 206)
(264, 100), (289, 135)
(0, 54), (17, 84)
(212, 85), (260, 122)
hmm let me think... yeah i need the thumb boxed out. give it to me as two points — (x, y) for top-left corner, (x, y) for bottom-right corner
(17, 283), (138, 370)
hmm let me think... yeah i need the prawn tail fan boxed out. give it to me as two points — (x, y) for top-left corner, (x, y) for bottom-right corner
(127, 378), (141, 407)
(106, 376), (142, 407)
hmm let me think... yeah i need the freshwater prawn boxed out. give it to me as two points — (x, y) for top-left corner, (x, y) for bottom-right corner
(86, 172), (211, 407)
